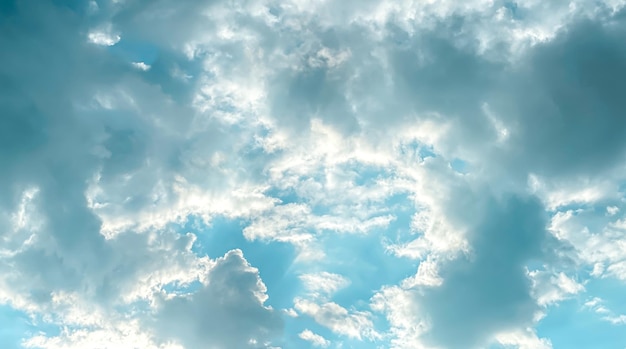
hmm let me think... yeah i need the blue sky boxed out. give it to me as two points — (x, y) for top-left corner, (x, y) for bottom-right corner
(2, 0), (626, 348)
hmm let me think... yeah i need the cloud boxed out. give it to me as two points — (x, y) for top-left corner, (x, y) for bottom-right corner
(529, 270), (584, 307)
(11, 246), (280, 349)
(549, 207), (626, 281)
(0, 3), (283, 348)
(294, 298), (379, 341)
(605, 315), (626, 325)
(151, 249), (283, 349)
(421, 195), (553, 348)
(299, 329), (330, 348)
(583, 297), (626, 326)
(370, 286), (429, 349)
(373, 193), (560, 349)
(3, 0), (626, 348)
(486, 19), (626, 179)
(299, 272), (350, 298)
(494, 329), (552, 349)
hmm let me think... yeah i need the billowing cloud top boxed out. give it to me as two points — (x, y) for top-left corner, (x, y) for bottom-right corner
(2, 0), (626, 348)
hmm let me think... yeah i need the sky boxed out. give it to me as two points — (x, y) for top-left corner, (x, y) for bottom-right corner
(1, 0), (626, 348)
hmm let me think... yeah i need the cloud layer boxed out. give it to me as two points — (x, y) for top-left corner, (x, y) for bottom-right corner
(2, 0), (626, 348)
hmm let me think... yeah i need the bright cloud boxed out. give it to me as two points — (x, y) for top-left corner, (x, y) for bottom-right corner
(298, 329), (330, 348)
(294, 298), (380, 341)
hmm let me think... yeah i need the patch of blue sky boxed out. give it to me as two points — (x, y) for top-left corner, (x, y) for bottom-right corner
(307, 193), (417, 303)
(108, 38), (160, 67)
(317, 232), (418, 305)
(450, 158), (469, 174)
(348, 162), (393, 187)
(532, 275), (626, 348)
(382, 193), (414, 237)
(398, 139), (436, 162)
(310, 202), (332, 216)
(264, 187), (300, 206)
(536, 298), (626, 349)
(285, 316), (341, 348)
(502, 0), (522, 19)
(585, 277), (626, 319)
(161, 279), (204, 295)
(0, 306), (62, 349)
(524, 259), (548, 273)
(0, 306), (31, 349)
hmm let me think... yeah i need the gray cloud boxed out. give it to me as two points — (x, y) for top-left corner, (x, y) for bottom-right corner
(0, 1), (283, 347)
(152, 250), (283, 349)
(490, 19), (626, 178)
(420, 194), (554, 348)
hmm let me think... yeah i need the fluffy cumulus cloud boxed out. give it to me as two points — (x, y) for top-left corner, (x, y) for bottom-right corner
(150, 250), (282, 349)
(2, 0), (626, 348)
(298, 329), (330, 348)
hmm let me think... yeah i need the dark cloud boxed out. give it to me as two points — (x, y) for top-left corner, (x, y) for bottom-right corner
(0, 1), (116, 301)
(350, 12), (626, 185)
(421, 194), (554, 349)
(491, 20), (626, 178)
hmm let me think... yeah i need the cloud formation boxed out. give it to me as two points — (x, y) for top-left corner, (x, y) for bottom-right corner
(2, 0), (626, 348)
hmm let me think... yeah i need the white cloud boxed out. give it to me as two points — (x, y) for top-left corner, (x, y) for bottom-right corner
(605, 315), (626, 325)
(299, 329), (330, 347)
(370, 285), (431, 349)
(529, 270), (585, 306)
(132, 62), (151, 71)
(23, 325), (171, 349)
(583, 297), (626, 326)
(494, 329), (552, 349)
(402, 257), (443, 288)
(87, 31), (120, 46)
(527, 174), (619, 211)
(549, 208), (626, 280)
(607, 206), (620, 216)
(299, 272), (350, 298)
(87, 22), (121, 46)
(294, 298), (380, 341)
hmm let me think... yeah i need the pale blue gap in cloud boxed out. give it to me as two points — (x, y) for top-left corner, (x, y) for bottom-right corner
(0, 306), (61, 349)
(536, 277), (626, 349)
